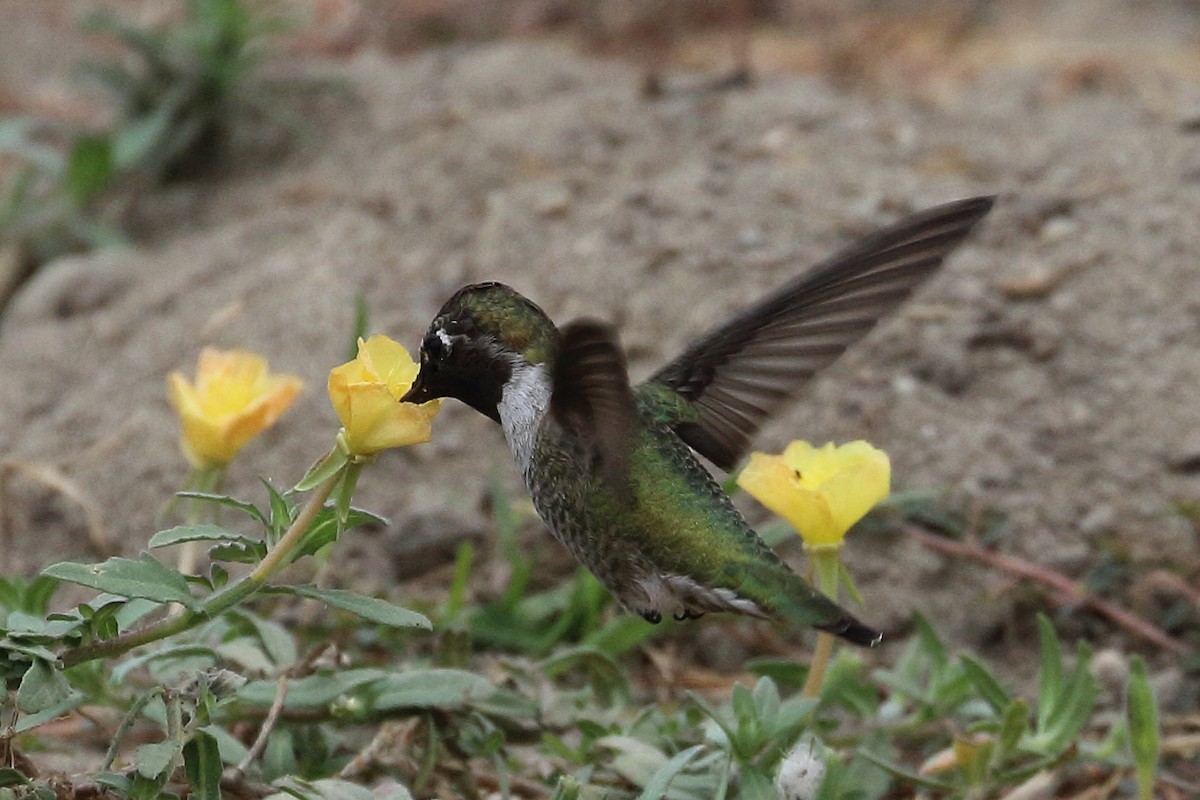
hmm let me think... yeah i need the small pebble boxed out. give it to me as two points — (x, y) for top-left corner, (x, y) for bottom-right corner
(1090, 648), (1130, 694)
(1078, 504), (1117, 536)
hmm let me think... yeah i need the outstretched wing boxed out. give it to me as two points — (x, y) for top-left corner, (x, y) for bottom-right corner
(551, 319), (638, 497)
(644, 196), (995, 470)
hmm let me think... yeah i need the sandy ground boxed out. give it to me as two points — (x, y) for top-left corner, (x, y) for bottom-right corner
(1, 1), (1198, 686)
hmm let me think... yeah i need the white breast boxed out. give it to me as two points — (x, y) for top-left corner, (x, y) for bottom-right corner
(497, 362), (552, 475)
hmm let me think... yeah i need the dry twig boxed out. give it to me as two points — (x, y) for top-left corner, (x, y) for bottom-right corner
(904, 525), (1190, 655)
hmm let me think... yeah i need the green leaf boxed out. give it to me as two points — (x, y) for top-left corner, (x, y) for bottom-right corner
(960, 654), (1010, 714)
(238, 611), (298, 667)
(42, 553), (198, 610)
(370, 669), (495, 711)
(913, 614), (949, 667)
(994, 699), (1029, 764)
(293, 506), (388, 562)
(14, 690), (85, 732)
(202, 724), (249, 766)
(65, 134), (113, 204)
(0, 769), (31, 788)
(149, 524), (261, 549)
(135, 740), (181, 779)
(441, 541), (474, 624)
(94, 773), (133, 796)
(1127, 656), (1159, 800)
(639, 745), (706, 800)
(294, 449), (349, 493)
(237, 669), (388, 709)
(130, 770), (169, 800)
(598, 736), (671, 788)
(262, 479), (295, 540)
(856, 750), (955, 792)
(267, 777), (411, 800)
(16, 659), (71, 714)
(539, 646), (627, 704)
(112, 644), (218, 685)
(264, 586), (430, 630)
(174, 491), (266, 525)
(1035, 614), (1061, 719)
(332, 462), (364, 529)
(737, 765), (777, 800)
(208, 540), (268, 564)
(183, 729), (223, 800)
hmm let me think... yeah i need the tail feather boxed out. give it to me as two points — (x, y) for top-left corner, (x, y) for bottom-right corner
(737, 561), (883, 648)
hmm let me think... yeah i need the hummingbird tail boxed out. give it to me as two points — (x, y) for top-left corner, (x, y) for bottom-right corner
(739, 562), (883, 648)
(816, 614), (883, 648)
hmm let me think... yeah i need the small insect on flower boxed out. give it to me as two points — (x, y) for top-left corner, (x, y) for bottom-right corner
(328, 335), (441, 456)
(738, 440), (890, 549)
(168, 348), (303, 469)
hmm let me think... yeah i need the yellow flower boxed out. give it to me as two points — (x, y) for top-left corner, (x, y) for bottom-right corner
(328, 335), (441, 456)
(738, 440), (890, 549)
(168, 349), (303, 469)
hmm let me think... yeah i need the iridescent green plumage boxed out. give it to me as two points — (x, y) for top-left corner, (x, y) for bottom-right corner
(404, 197), (995, 645)
(509, 358), (870, 638)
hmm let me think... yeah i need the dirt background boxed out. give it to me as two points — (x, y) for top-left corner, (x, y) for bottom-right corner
(1, 0), (1198, 691)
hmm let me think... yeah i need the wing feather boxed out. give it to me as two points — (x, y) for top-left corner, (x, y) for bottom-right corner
(551, 320), (638, 497)
(646, 196), (995, 470)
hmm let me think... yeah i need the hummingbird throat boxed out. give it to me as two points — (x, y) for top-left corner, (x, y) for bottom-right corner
(497, 361), (552, 475)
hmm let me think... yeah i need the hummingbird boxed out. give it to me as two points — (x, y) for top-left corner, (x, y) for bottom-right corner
(402, 196), (994, 646)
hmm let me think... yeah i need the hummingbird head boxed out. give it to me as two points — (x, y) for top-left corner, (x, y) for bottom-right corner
(402, 282), (559, 422)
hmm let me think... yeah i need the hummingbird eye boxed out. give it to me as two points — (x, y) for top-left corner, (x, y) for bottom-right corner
(424, 328), (456, 364)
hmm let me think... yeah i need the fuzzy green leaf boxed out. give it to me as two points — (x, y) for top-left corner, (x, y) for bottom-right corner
(639, 745), (706, 800)
(961, 654), (1010, 714)
(0, 770), (30, 788)
(42, 553), (198, 610)
(264, 586), (429, 630)
(995, 699), (1029, 764)
(174, 491), (266, 525)
(1127, 656), (1159, 800)
(237, 669), (388, 709)
(14, 690), (84, 732)
(183, 729), (223, 800)
(135, 740), (181, 779)
(268, 777), (412, 800)
(148, 524), (261, 549)
(294, 449), (350, 493)
(370, 669), (495, 711)
(1035, 615), (1062, 719)
(15, 659), (71, 714)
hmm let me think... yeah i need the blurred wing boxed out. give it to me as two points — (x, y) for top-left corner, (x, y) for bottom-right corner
(551, 319), (638, 497)
(646, 196), (995, 470)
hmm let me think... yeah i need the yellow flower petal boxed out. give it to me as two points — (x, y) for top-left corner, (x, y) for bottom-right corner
(167, 349), (303, 468)
(739, 440), (891, 549)
(328, 336), (441, 455)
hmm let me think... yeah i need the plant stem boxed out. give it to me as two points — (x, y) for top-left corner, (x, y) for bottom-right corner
(903, 525), (1189, 655)
(802, 632), (835, 698)
(60, 471), (341, 669)
(802, 547), (843, 698)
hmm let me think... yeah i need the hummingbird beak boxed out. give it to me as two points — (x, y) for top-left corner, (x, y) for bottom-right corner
(401, 368), (432, 404)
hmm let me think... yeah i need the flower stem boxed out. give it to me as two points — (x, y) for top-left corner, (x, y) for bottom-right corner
(802, 632), (835, 698)
(60, 472), (341, 669)
(802, 547), (843, 698)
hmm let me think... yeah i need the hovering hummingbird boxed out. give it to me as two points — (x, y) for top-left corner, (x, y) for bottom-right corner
(403, 196), (994, 646)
